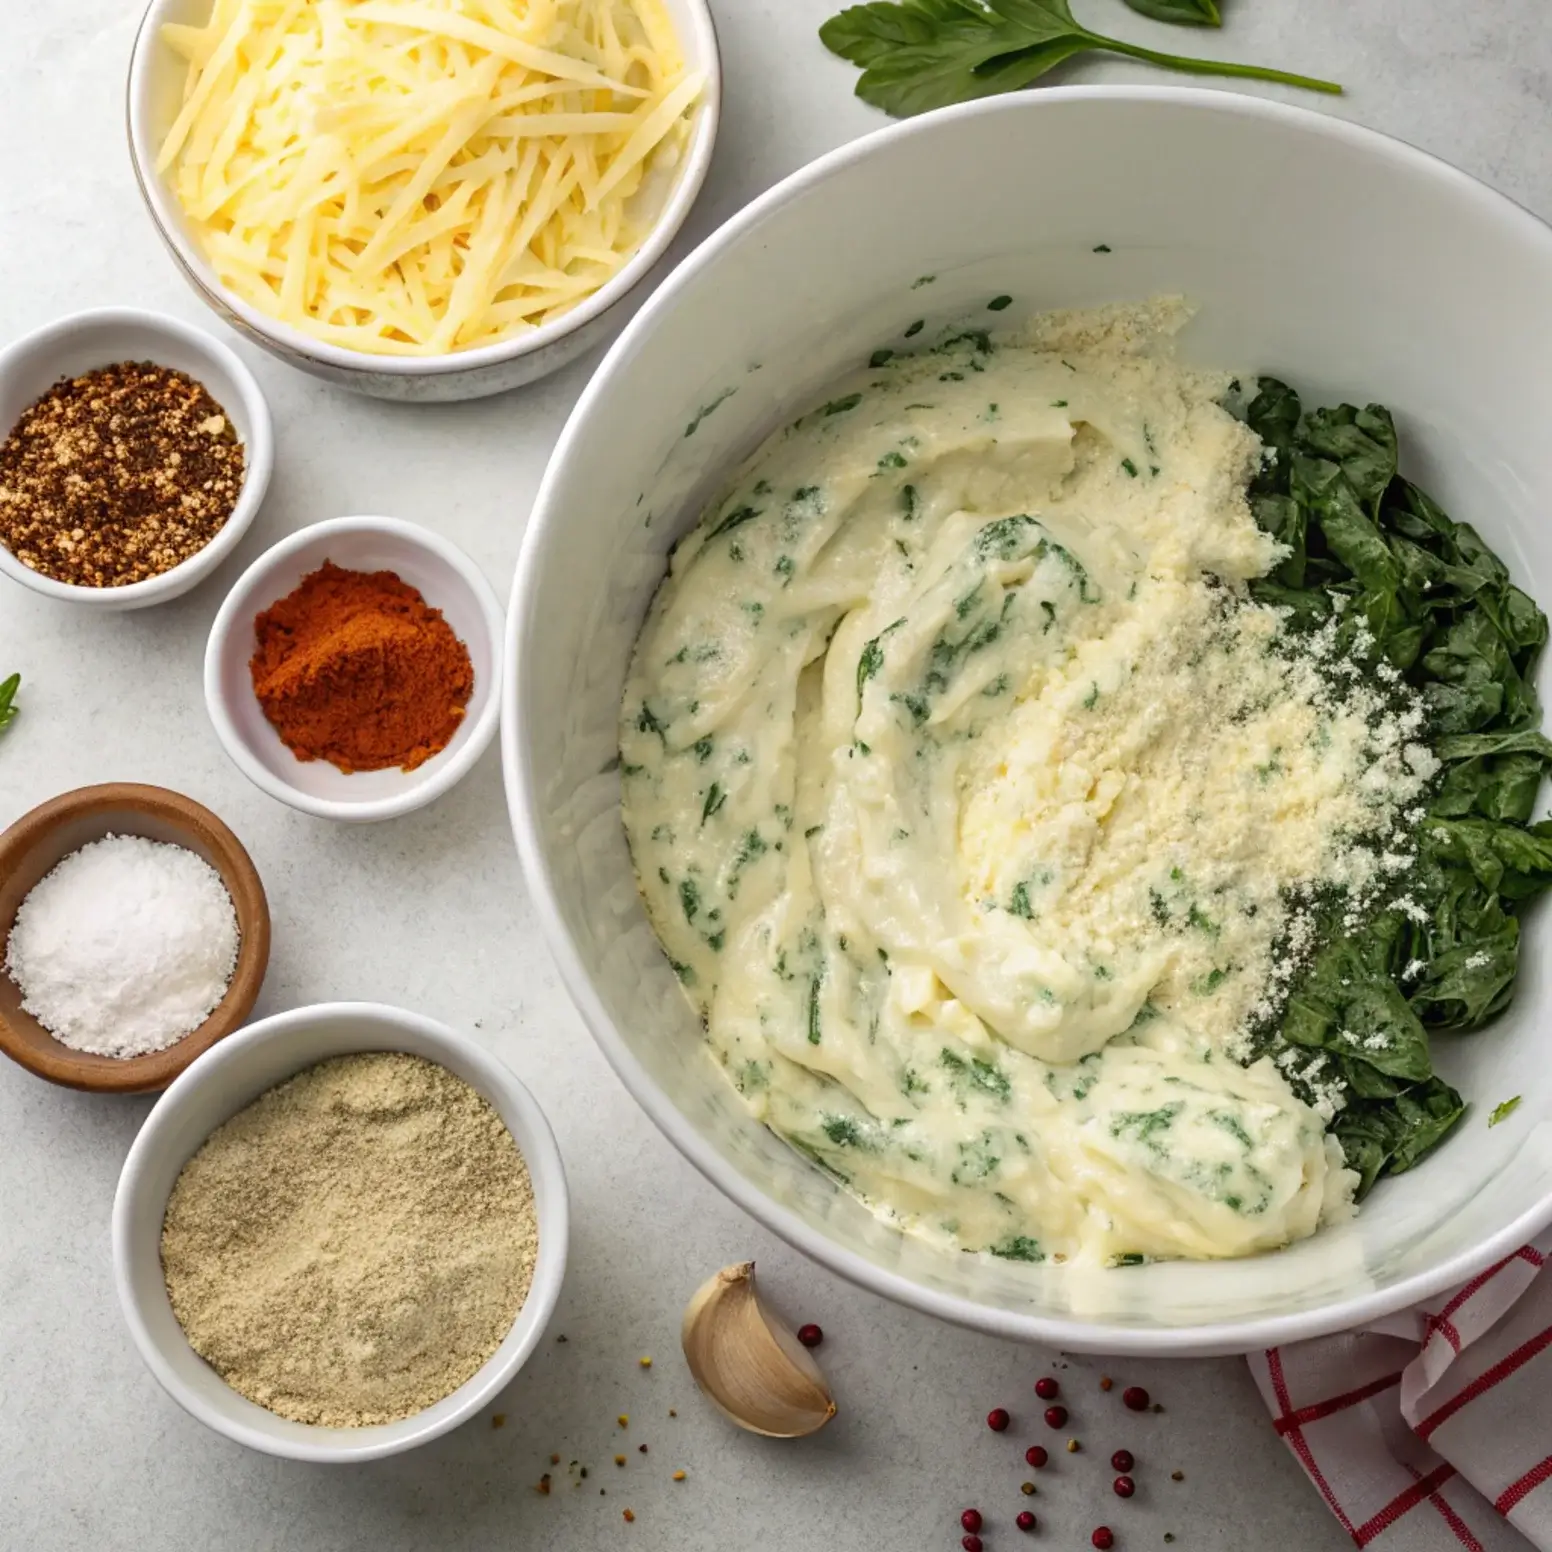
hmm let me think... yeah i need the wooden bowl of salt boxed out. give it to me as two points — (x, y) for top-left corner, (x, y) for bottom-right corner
(0, 783), (269, 1092)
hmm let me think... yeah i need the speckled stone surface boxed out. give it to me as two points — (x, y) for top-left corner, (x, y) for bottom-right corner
(2, 2), (1548, 1547)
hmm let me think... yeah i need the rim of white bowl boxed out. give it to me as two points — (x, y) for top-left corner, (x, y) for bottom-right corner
(0, 307), (273, 606)
(503, 86), (1552, 1355)
(205, 515), (504, 822)
(112, 1001), (570, 1462)
(124, 0), (723, 379)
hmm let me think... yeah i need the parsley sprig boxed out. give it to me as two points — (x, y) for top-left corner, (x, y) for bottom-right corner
(0, 673), (18, 734)
(820, 0), (1340, 117)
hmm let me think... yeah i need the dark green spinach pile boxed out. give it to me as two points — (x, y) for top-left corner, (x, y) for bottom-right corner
(1236, 380), (1552, 1196)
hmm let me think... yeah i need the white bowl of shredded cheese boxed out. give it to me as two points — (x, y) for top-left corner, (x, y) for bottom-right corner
(505, 89), (1552, 1354)
(126, 0), (720, 401)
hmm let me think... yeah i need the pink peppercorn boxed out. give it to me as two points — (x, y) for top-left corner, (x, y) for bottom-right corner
(1016, 1511), (1037, 1533)
(961, 1510), (983, 1533)
(797, 1324), (823, 1348)
(962, 1537), (983, 1552)
(1111, 1450), (1134, 1473)
(1092, 1529), (1116, 1550)
(1035, 1376), (1060, 1401)
(987, 1408), (1011, 1432)
(1025, 1445), (1048, 1468)
(1122, 1386), (1149, 1412)
(1114, 1476), (1136, 1499)
(1043, 1405), (1068, 1429)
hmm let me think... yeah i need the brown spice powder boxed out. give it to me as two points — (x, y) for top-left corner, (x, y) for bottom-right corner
(0, 361), (244, 586)
(161, 1052), (537, 1427)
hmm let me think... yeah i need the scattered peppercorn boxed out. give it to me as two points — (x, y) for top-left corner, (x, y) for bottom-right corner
(0, 362), (246, 587)
(962, 1537), (982, 1552)
(491, 1413), (506, 1429)
(638, 1444), (648, 1454)
(1114, 1476), (1136, 1499)
(618, 1414), (630, 1427)
(1111, 1450), (1134, 1473)
(1035, 1377), (1060, 1401)
(1067, 1439), (1081, 1454)
(1025, 1445), (1048, 1469)
(1092, 1529), (1115, 1550)
(623, 1509), (635, 1524)
(1164, 1536), (1175, 1544)
(550, 1453), (560, 1465)
(987, 1408), (1011, 1432)
(961, 1510), (983, 1533)
(1122, 1387), (1149, 1412)
(797, 1323), (824, 1348)
(1020, 1482), (1037, 1496)
(1016, 1511), (1037, 1533)
(614, 1455), (626, 1467)
(672, 1471), (687, 1482)
(1171, 1471), (1184, 1482)
(535, 1476), (552, 1496)
(640, 1356), (652, 1368)
(1044, 1406), (1067, 1429)
(1100, 1376), (1113, 1391)
(669, 1409), (677, 1417)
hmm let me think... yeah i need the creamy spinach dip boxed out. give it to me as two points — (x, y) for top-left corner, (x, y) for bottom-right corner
(618, 302), (1483, 1266)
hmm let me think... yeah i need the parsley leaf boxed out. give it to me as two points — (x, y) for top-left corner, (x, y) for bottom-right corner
(818, 0), (1339, 119)
(1123, 0), (1219, 23)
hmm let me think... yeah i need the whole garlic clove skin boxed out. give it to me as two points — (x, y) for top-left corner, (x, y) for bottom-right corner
(681, 1262), (837, 1438)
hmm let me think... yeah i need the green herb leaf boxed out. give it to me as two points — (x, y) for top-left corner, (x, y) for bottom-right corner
(1489, 1096), (1522, 1127)
(990, 1234), (1045, 1262)
(0, 672), (18, 734)
(704, 503), (763, 543)
(1122, 0), (1220, 23)
(940, 1046), (1012, 1102)
(822, 392), (864, 416)
(818, 0), (1339, 119)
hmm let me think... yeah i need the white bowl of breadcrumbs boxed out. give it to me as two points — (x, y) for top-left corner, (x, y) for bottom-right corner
(112, 1001), (568, 1461)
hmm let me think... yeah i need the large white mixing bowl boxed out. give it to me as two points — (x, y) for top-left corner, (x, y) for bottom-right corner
(504, 88), (1552, 1355)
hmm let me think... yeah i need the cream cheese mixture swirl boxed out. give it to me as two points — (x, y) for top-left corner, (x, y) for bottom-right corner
(620, 304), (1435, 1266)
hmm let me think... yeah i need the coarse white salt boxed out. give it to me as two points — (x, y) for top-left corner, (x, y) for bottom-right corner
(5, 833), (239, 1059)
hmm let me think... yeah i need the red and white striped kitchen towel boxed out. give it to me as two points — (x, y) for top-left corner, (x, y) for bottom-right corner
(1247, 1234), (1552, 1550)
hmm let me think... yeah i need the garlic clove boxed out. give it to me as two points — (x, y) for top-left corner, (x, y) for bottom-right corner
(681, 1262), (837, 1438)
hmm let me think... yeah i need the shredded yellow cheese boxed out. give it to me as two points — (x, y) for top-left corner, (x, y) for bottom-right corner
(158, 0), (704, 356)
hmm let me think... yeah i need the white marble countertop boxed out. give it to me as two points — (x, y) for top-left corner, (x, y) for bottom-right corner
(2, 2), (1548, 1548)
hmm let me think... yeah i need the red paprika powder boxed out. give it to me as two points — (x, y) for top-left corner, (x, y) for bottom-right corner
(250, 560), (474, 774)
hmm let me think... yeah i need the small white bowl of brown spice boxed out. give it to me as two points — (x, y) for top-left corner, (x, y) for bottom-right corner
(0, 307), (272, 609)
(112, 1001), (567, 1461)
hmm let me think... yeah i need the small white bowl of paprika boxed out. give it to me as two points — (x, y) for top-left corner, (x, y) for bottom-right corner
(204, 515), (503, 822)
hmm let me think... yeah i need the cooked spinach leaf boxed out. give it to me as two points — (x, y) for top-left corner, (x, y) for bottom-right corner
(1237, 379), (1552, 1196)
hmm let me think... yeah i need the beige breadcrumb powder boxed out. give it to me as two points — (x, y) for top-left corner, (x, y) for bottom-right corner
(160, 1051), (537, 1427)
